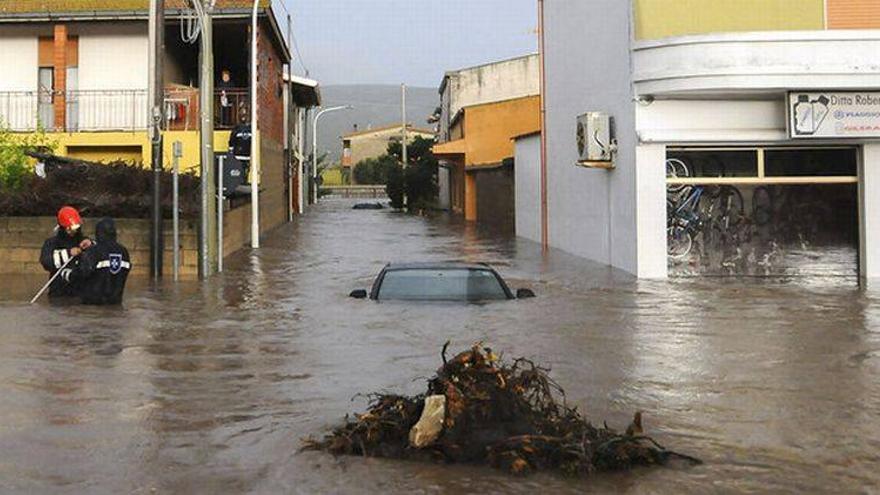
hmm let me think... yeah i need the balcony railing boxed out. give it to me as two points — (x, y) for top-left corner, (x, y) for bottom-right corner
(0, 88), (250, 133)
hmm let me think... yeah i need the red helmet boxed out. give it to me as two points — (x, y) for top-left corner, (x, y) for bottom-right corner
(57, 206), (82, 232)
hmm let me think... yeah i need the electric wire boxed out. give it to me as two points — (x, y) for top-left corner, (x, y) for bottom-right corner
(275, 0), (310, 76)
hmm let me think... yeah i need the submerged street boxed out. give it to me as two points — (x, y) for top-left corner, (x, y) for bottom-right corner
(1, 199), (879, 494)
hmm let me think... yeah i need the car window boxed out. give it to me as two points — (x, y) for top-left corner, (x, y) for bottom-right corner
(377, 268), (509, 301)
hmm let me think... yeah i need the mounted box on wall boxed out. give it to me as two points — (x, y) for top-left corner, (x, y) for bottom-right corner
(576, 112), (616, 169)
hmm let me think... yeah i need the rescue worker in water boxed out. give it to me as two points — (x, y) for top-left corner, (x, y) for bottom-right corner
(39, 209), (131, 305)
(70, 218), (132, 305)
(39, 206), (92, 299)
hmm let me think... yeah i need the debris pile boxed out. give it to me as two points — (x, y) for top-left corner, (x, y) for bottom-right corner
(0, 152), (200, 218)
(304, 343), (701, 477)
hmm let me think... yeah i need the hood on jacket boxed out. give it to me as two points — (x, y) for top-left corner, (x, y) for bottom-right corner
(95, 218), (117, 242)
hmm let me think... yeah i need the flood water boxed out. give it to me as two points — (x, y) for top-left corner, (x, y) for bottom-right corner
(1, 199), (878, 494)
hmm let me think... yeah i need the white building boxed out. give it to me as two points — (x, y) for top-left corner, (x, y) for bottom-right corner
(518, 0), (880, 281)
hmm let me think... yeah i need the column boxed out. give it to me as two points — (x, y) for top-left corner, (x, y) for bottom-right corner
(635, 144), (668, 279)
(53, 24), (67, 131)
(860, 144), (880, 281)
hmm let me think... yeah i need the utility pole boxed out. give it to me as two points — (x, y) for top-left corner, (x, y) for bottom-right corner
(401, 83), (408, 167)
(250, 0), (261, 249)
(148, 0), (165, 279)
(196, 0), (217, 278)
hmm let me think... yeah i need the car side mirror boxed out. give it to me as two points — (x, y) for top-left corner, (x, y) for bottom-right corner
(516, 288), (536, 299)
(349, 289), (368, 299)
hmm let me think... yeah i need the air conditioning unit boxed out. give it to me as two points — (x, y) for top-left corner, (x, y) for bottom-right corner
(576, 112), (615, 169)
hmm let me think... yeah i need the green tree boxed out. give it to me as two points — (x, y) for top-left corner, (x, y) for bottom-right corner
(386, 136), (439, 210)
(353, 154), (397, 185)
(386, 162), (405, 209)
(0, 121), (56, 192)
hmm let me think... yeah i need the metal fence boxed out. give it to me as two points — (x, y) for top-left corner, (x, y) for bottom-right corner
(0, 88), (250, 132)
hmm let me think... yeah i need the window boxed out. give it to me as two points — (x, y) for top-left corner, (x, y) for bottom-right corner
(377, 268), (509, 301)
(667, 147), (858, 185)
(38, 67), (54, 128)
(764, 149), (856, 177)
(667, 150), (757, 178)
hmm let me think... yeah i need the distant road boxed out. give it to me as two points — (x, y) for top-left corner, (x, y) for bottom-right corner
(320, 185), (388, 199)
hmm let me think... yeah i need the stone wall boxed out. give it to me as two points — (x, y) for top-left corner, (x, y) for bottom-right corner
(0, 216), (198, 276)
(0, 205), (258, 277)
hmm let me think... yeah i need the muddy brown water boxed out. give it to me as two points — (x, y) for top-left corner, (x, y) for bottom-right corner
(0, 200), (878, 494)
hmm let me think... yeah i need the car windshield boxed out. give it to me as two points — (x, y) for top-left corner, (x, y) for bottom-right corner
(377, 268), (509, 301)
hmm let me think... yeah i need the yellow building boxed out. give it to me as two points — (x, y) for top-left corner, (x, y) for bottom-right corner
(0, 0), (321, 276)
(341, 124), (435, 180)
(0, 1), (292, 173)
(433, 95), (540, 223)
(633, 0), (880, 39)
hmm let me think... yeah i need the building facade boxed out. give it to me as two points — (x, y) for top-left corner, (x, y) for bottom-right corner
(518, 0), (880, 280)
(434, 55), (540, 226)
(0, 0), (318, 236)
(341, 124), (435, 181)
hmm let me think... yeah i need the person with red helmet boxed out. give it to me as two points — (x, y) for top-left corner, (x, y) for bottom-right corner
(39, 206), (93, 299)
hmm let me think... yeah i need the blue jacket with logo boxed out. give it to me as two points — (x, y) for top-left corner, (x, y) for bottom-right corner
(72, 218), (131, 305)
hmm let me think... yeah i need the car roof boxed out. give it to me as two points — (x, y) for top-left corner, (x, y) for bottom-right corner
(383, 262), (495, 271)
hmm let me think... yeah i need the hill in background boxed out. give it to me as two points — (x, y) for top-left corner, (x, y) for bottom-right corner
(314, 85), (439, 163)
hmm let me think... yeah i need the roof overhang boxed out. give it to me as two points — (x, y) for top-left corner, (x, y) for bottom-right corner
(633, 30), (880, 98)
(284, 74), (321, 107)
(511, 130), (541, 141)
(432, 139), (466, 157)
(0, 6), (291, 62)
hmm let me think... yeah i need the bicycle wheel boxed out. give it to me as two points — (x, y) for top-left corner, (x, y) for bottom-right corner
(668, 225), (693, 260)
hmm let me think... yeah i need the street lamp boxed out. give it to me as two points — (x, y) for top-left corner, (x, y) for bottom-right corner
(311, 105), (353, 204)
(250, 0), (260, 248)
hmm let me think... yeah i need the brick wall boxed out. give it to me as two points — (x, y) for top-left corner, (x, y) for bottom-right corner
(255, 20), (289, 233)
(258, 23), (285, 144)
(53, 24), (67, 129)
(827, 0), (880, 28)
(260, 139), (287, 230)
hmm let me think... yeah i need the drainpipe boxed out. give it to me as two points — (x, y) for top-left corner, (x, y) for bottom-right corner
(538, 0), (549, 252)
(250, 0), (261, 248)
(287, 13), (294, 223)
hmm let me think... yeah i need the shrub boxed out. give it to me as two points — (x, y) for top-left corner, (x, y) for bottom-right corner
(386, 163), (405, 209)
(353, 155), (397, 185)
(0, 123), (56, 192)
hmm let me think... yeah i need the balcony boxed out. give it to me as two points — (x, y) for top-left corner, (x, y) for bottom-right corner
(632, 30), (880, 97)
(0, 88), (250, 133)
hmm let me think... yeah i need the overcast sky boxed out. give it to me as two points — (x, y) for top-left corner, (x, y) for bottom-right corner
(281, 0), (538, 89)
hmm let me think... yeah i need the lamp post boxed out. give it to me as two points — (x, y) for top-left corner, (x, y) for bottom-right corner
(311, 105), (353, 204)
(250, 0), (260, 248)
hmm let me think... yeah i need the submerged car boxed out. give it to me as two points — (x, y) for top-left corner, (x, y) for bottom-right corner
(349, 262), (536, 302)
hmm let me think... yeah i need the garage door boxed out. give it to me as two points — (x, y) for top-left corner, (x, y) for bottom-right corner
(666, 147), (859, 277)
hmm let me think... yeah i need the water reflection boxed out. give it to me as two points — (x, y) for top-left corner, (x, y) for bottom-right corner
(0, 199), (879, 493)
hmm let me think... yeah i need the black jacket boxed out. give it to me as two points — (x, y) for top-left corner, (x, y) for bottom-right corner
(39, 228), (86, 298)
(72, 218), (131, 305)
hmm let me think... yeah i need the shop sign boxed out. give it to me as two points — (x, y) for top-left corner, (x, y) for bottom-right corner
(788, 91), (880, 139)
